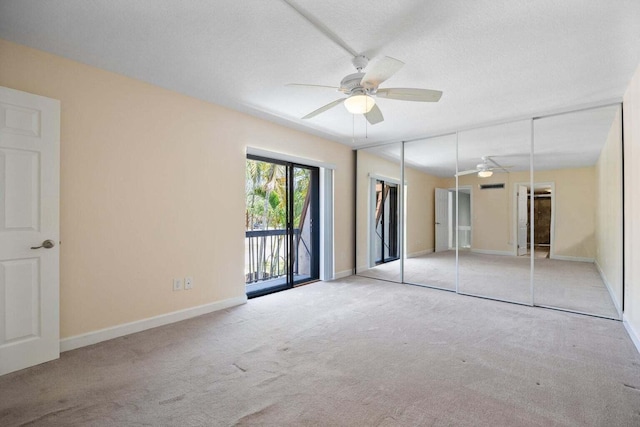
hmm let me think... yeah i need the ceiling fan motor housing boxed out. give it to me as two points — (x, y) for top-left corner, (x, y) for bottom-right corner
(340, 72), (368, 95)
(351, 55), (369, 71)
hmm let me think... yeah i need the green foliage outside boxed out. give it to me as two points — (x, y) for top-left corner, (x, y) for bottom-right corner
(245, 159), (310, 230)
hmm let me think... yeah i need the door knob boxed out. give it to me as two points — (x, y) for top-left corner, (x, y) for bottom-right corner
(31, 240), (55, 249)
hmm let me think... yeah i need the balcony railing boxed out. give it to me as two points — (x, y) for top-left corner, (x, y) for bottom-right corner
(245, 228), (310, 284)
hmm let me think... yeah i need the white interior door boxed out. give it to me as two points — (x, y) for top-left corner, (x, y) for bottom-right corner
(0, 86), (60, 375)
(517, 185), (528, 256)
(435, 188), (449, 252)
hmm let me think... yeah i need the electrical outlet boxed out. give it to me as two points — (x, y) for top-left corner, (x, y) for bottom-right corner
(185, 276), (193, 290)
(173, 278), (182, 291)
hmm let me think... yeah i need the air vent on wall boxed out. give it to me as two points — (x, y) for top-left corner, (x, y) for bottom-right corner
(479, 183), (505, 190)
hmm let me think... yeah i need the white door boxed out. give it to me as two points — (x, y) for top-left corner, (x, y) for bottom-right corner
(435, 188), (449, 252)
(517, 185), (528, 256)
(0, 86), (60, 375)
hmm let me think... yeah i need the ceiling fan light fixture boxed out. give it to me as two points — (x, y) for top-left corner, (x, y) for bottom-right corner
(478, 170), (493, 178)
(344, 94), (375, 114)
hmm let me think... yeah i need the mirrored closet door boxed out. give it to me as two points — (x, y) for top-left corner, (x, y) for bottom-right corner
(456, 120), (533, 304)
(356, 143), (403, 283)
(532, 105), (622, 319)
(354, 103), (623, 321)
(403, 135), (457, 290)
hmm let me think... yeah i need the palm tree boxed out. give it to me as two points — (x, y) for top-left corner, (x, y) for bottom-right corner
(245, 160), (287, 281)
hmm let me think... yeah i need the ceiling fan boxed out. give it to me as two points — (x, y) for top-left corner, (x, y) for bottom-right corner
(288, 55), (442, 125)
(456, 156), (512, 178)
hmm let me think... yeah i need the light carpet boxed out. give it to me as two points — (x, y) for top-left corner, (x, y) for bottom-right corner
(1, 276), (639, 426)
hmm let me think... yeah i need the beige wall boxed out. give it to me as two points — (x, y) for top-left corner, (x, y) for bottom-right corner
(596, 109), (623, 311)
(444, 167), (596, 258)
(624, 63), (640, 344)
(0, 39), (354, 338)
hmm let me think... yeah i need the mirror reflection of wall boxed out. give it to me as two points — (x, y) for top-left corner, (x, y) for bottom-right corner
(456, 120), (532, 304)
(403, 135), (457, 290)
(356, 144), (402, 283)
(533, 105), (622, 319)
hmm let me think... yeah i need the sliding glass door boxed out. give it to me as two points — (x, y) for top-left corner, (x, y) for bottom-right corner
(292, 165), (320, 285)
(245, 156), (319, 298)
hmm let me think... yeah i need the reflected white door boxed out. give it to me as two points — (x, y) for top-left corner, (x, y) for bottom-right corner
(0, 86), (60, 375)
(435, 188), (449, 252)
(517, 185), (528, 256)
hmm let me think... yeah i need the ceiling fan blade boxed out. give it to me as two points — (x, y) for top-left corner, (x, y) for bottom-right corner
(361, 56), (404, 89)
(364, 104), (384, 125)
(488, 165), (514, 173)
(455, 169), (479, 176)
(485, 157), (512, 173)
(302, 98), (345, 119)
(376, 88), (443, 102)
(286, 83), (339, 90)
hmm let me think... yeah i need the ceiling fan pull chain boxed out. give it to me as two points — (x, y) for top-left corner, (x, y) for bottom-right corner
(366, 116), (368, 139)
(352, 112), (355, 143)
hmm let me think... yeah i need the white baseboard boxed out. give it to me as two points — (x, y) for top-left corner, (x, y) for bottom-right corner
(550, 254), (594, 263)
(471, 249), (512, 256)
(334, 269), (353, 280)
(407, 249), (434, 258)
(594, 260), (622, 316)
(623, 314), (640, 355)
(60, 295), (247, 352)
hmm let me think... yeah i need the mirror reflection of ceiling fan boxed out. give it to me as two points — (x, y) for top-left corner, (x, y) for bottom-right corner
(456, 156), (513, 178)
(282, 0), (442, 125)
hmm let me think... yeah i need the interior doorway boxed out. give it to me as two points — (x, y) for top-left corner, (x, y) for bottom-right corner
(245, 155), (320, 298)
(0, 86), (60, 375)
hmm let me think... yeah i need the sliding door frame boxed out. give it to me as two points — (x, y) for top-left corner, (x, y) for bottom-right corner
(245, 154), (320, 298)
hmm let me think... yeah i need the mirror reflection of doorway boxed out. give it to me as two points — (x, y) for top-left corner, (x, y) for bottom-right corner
(374, 179), (399, 265)
(515, 183), (553, 258)
(439, 186), (471, 251)
(434, 188), (449, 252)
(453, 187), (471, 250)
(529, 185), (552, 258)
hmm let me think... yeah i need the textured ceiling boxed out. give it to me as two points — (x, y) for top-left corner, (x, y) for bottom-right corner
(0, 0), (639, 149)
